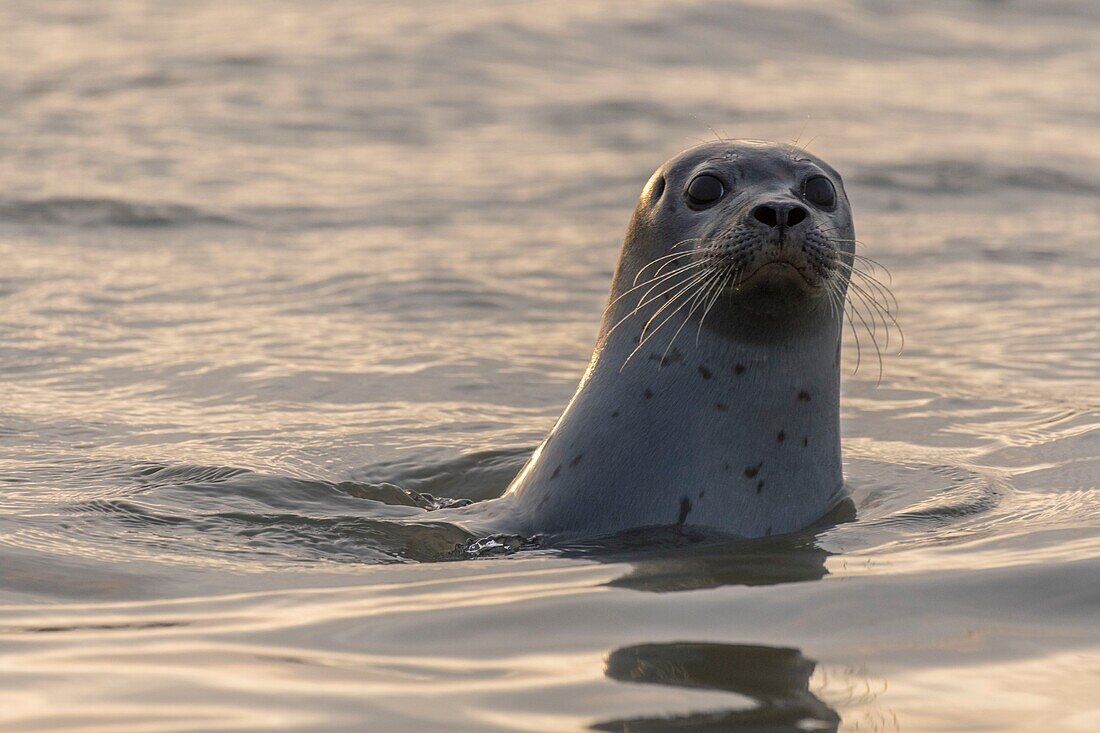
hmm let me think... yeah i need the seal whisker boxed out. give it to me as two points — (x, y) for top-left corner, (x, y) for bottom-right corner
(620, 293), (704, 371)
(647, 247), (713, 281)
(621, 269), (714, 370)
(626, 258), (708, 302)
(603, 262), (712, 341)
(630, 241), (705, 284)
(825, 257), (903, 344)
(827, 283), (847, 357)
(635, 269), (713, 343)
(829, 278), (853, 365)
(841, 279), (864, 376)
(822, 279), (839, 330)
(788, 118), (810, 156)
(630, 260), (715, 313)
(618, 249), (713, 309)
(844, 270), (898, 325)
(846, 277), (891, 350)
(606, 258), (707, 317)
(632, 240), (710, 285)
(831, 283), (844, 327)
(817, 229), (867, 248)
(825, 256), (899, 314)
(833, 270), (884, 346)
(847, 282), (883, 346)
(832, 257), (893, 295)
(630, 251), (702, 288)
(855, 288), (890, 380)
(657, 267), (725, 366)
(844, 284), (884, 382)
(823, 277), (842, 324)
(848, 275), (905, 354)
(828, 261), (898, 318)
(695, 266), (734, 345)
(724, 250), (749, 293)
(840, 250), (895, 285)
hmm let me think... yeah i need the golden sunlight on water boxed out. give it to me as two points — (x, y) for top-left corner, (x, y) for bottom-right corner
(1, 0), (1098, 731)
(2, 559), (1097, 731)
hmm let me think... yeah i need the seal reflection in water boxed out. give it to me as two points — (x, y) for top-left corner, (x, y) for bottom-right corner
(594, 642), (839, 732)
(450, 140), (886, 541)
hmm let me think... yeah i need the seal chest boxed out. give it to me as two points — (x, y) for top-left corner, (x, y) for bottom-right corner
(453, 140), (860, 540)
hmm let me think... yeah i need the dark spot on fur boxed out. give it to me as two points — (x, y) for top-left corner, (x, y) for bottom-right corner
(569, 454), (583, 467)
(698, 365), (712, 380)
(723, 463), (730, 472)
(649, 348), (683, 367)
(734, 364), (746, 375)
(643, 389), (654, 399)
(715, 402), (728, 412)
(611, 410), (619, 418)
(777, 430), (786, 443)
(803, 436), (809, 447)
(632, 335), (641, 344)
(550, 465), (561, 480)
(756, 480), (765, 494)
(698, 490), (706, 499)
(744, 462), (762, 478)
(798, 391), (811, 402)
(677, 496), (692, 525)
(766, 526), (773, 536)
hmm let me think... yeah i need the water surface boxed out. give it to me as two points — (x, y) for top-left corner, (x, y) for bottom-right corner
(1, 1), (1099, 730)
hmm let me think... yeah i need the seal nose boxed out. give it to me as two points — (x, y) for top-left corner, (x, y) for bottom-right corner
(752, 203), (808, 228)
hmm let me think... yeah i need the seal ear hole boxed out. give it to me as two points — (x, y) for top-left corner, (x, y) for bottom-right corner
(650, 176), (666, 201)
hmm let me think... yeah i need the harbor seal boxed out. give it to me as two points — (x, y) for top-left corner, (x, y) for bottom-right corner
(446, 139), (864, 540)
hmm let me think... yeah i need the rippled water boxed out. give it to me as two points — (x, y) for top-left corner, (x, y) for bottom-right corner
(2, 1), (1099, 730)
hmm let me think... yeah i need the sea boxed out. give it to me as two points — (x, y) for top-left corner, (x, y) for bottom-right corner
(1, 1), (1098, 730)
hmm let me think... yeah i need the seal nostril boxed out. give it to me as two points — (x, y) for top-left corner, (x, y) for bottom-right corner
(787, 206), (807, 226)
(753, 205), (778, 227)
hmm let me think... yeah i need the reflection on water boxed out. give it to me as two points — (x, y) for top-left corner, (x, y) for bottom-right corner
(1, 0), (1099, 730)
(596, 642), (838, 732)
(560, 524), (837, 592)
(604, 537), (830, 593)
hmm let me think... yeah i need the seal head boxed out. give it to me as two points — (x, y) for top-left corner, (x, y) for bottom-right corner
(452, 140), (856, 540)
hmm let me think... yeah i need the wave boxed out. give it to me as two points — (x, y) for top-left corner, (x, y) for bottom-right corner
(852, 161), (1100, 196)
(0, 196), (238, 228)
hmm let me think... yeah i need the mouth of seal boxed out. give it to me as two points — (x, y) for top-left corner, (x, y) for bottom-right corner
(733, 259), (821, 293)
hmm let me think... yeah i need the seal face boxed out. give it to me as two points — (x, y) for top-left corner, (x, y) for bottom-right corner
(448, 140), (860, 540)
(617, 140), (854, 339)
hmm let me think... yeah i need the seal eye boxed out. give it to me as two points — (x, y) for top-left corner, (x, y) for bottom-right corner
(686, 174), (725, 207)
(804, 176), (836, 208)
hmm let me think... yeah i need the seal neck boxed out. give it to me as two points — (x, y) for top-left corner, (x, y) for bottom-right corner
(500, 302), (844, 539)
